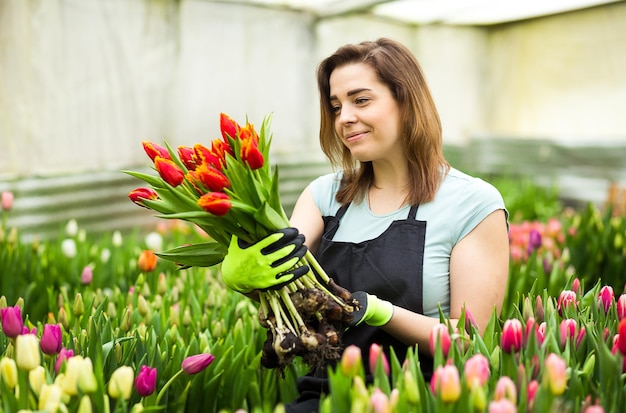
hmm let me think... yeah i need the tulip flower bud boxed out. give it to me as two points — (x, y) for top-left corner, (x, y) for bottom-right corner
(77, 395), (93, 413)
(40, 323), (63, 356)
(178, 145), (197, 170)
(494, 376), (517, 403)
(16, 333), (41, 370)
(157, 273), (168, 296)
(65, 219), (78, 237)
(501, 319), (523, 353)
(29, 365), (46, 396)
(617, 294), (626, 320)
(155, 156), (185, 187)
(557, 289), (577, 316)
(108, 365), (134, 399)
(143, 140), (171, 161)
(560, 318), (577, 349)
(340, 345), (362, 377)
(598, 285), (615, 314)
(403, 369), (420, 404)
(430, 364), (461, 403)
(80, 266), (93, 285)
(1, 306), (24, 338)
(617, 318), (626, 355)
(544, 353), (567, 395)
(527, 379), (539, 409)
(182, 353), (215, 375)
(1, 191), (14, 211)
(38, 384), (63, 412)
(368, 343), (389, 376)
(429, 323), (452, 357)
(535, 295), (545, 323)
(198, 192), (231, 216)
(469, 381), (487, 411)
(464, 354), (490, 389)
(138, 250), (158, 273)
(240, 132), (264, 170)
(488, 398), (517, 413)
(135, 365), (157, 397)
(55, 347), (74, 373)
(73, 293), (85, 317)
(369, 388), (390, 413)
(0, 357), (18, 389)
(131, 402), (145, 413)
(219, 112), (240, 140)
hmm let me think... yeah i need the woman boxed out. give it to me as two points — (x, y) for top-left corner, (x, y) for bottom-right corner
(222, 38), (509, 412)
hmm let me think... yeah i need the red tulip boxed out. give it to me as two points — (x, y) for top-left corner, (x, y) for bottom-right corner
(142, 141), (170, 161)
(188, 164), (230, 193)
(128, 187), (158, 208)
(177, 146), (197, 171)
(501, 319), (523, 353)
(212, 137), (233, 158)
(182, 353), (215, 375)
(220, 112), (241, 140)
(1, 306), (23, 338)
(240, 133), (264, 170)
(154, 157), (185, 187)
(134, 365), (157, 397)
(198, 192), (231, 216)
(194, 144), (224, 170)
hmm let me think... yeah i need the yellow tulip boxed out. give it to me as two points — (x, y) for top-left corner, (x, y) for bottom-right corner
(29, 365), (47, 396)
(0, 357), (18, 389)
(38, 384), (63, 413)
(16, 334), (41, 371)
(108, 366), (134, 399)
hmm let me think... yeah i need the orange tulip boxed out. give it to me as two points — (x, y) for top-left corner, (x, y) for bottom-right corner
(138, 250), (158, 272)
(219, 112), (240, 140)
(142, 141), (170, 161)
(187, 163), (230, 193)
(240, 133), (264, 170)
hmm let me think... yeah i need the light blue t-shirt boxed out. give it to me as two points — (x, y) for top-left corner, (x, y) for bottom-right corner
(309, 167), (508, 318)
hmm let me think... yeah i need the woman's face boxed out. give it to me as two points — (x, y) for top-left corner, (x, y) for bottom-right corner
(329, 62), (402, 164)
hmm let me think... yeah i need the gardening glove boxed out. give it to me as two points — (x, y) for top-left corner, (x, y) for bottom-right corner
(349, 291), (394, 327)
(221, 228), (309, 294)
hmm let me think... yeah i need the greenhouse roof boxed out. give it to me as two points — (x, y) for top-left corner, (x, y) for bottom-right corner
(245, 0), (621, 25)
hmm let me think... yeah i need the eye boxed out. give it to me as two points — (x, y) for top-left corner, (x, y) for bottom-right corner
(331, 104), (341, 115)
(355, 97), (370, 105)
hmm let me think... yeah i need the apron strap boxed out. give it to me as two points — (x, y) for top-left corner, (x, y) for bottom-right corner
(408, 204), (419, 220)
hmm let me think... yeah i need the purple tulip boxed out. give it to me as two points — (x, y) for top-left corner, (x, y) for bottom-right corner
(134, 365), (157, 397)
(181, 353), (215, 375)
(527, 229), (542, 252)
(1, 306), (24, 338)
(40, 324), (63, 355)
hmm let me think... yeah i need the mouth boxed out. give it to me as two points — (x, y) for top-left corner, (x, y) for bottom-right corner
(344, 131), (368, 142)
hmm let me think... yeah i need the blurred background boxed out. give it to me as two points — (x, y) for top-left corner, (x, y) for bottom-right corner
(1, 0), (625, 240)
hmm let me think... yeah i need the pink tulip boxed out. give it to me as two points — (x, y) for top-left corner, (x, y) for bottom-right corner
(464, 354), (490, 388)
(571, 278), (580, 294)
(1, 191), (13, 211)
(134, 365), (157, 397)
(488, 398), (517, 413)
(368, 343), (390, 376)
(429, 323), (452, 357)
(501, 319), (523, 353)
(493, 376), (517, 403)
(560, 319), (577, 349)
(340, 345), (362, 377)
(22, 326), (37, 335)
(80, 266), (93, 285)
(557, 290), (577, 316)
(181, 353), (215, 375)
(598, 285), (614, 314)
(1, 306), (23, 338)
(618, 319), (626, 356)
(617, 294), (626, 320)
(576, 326), (587, 350)
(527, 379), (539, 409)
(369, 388), (390, 413)
(55, 348), (75, 373)
(544, 353), (567, 395)
(584, 405), (605, 413)
(40, 324), (63, 355)
(430, 364), (461, 403)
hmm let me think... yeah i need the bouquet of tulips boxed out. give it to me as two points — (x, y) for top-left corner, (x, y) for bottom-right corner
(125, 113), (358, 373)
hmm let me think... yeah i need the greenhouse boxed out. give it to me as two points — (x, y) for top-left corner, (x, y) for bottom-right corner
(1, 0), (626, 412)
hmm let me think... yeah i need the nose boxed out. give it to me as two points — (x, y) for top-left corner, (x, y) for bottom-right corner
(337, 105), (357, 126)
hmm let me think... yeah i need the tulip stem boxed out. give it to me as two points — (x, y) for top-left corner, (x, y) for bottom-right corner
(155, 369), (184, 405)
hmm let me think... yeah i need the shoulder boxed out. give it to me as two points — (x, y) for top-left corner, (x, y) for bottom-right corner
(438, 167), (505, 206)
(309, 171), (343, 216)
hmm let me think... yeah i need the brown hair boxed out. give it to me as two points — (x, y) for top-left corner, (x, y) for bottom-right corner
(316, 38), (449, 205)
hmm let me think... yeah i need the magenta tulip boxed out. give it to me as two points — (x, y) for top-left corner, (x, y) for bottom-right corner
(55, 348), (75, 373)
(40, 324), (63, 355)
(501, 319), (523, 353)
(598, 285), (614, 314)
(134, 365), (157, 397)
(1, 306), (23, 338)
(181, 353), (215, 375)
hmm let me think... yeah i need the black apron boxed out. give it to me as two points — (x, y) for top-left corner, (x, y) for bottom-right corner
(286, 202), (432, 413)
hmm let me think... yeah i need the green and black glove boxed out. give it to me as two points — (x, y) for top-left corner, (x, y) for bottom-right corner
(221, 228), (309, 294)
(349, 291), (394, 327)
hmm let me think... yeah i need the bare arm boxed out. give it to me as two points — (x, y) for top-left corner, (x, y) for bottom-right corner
(289, 185), (325, 254)
(381, 209), (510, 354)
